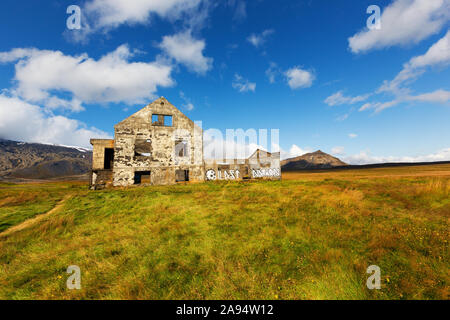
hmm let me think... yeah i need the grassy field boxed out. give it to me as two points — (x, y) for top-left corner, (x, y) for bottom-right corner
(0, 164), (449, 300)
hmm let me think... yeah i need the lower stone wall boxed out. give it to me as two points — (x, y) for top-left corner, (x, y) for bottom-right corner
(112, 165), (205, 187)
(91, 155), (281, 188)
(203, 161), (281, 182)
(90, 169), (113, 190)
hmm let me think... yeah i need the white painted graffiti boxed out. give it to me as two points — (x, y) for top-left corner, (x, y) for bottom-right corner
(252, 168), (280, 178)
(206, 169), (217, 180)
(205, 168), (280, 180)
(205, 169), (240, 181)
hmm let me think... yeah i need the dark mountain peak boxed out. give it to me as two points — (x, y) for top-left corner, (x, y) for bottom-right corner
(0, 139), (92, 180)
(281, 150), (347, 170)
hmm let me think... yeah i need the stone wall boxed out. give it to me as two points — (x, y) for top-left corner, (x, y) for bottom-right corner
(204, 150), (281, 182)
(112, 97), (204, 187)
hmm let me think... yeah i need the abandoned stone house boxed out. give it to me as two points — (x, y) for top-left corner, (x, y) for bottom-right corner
(90, 97), (280, 189)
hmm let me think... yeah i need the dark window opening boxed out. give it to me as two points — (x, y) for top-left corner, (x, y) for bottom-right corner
(152, 114), (173, 126)
(135, 139), (152, 158)
(176, 170), (189, 182)
(104, 148), (114, 169)
(175, 139), (188, 158)
(134, 171), (151, 185)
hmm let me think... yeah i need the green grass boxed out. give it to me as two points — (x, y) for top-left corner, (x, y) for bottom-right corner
(0, 166), (449, 300)
(0, 182), (86, 233)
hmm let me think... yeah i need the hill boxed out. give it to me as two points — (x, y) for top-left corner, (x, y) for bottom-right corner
(281, 150), (347, 170)
(0, 139), (92, 180)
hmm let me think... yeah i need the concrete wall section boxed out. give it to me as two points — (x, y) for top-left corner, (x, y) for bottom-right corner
(90, 139), (114, 170)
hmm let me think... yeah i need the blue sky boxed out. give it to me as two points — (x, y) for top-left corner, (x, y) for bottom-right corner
(0, 0), (449, 163)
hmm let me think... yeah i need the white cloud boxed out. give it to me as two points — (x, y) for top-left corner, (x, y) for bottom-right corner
(359, 103), (373, 111)
(331, 146), (345, 156)
(276, 144), (312, 160)
(0, 45), (174, 109)
(0, 94), (110, 148)
(184, 103), (195, 111)
(359, 89), (450, 114)
(324, 91), (370, 106)
(356, 31), (450, 113)
(0, 48), (40, 63)
(228, 0), (247, 22)
(336, 113), (349, 122)
(379, 30), (450, 94)
(359, 99), (403, 113)
(288, 145), (310, 158)
(74, 0), (206, 40)
(409, 89), (450, 103)
(179, 91), (195, 111)
(348, 0), (450, 53)
(343, 148), (450, 165)
(409, 30), (450, 68)
(247, 29), (274, 48)
(265, 62), (279, 84)
(158, 30), (213, 74)
(348, 133), (358, 138)
(285, 67), (315, 90)
(232, 74), (256, 93)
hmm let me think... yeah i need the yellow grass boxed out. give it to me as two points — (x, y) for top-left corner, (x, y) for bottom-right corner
(0, 165), (449, 300)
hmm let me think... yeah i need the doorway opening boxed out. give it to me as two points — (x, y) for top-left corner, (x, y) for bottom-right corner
(104, 148), (114, 169)
(175, 170), (189, 182)
(134, 171), (151, 184)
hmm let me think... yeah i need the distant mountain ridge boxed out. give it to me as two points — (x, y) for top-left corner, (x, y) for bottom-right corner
(281, 150), (347, 170)
(0, 139), (92, 180)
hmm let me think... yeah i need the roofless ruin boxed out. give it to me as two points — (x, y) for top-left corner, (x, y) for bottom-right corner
(90, 97), (281, 189)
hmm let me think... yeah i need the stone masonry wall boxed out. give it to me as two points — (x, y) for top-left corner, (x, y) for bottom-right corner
(112, 97), (204, 187)
(204, 150), (281, 182)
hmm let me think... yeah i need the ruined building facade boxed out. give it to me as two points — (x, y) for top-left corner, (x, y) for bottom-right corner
(90, 97), (280, 189)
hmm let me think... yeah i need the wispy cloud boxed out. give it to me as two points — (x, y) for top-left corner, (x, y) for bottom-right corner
(232, 74), (256, 93)
(324, 91), (370, 106)
(335, 31), (450, 114)
(227, 0), (247, 22)
(378, 30), (450, 95)
(331, 146), (345, 156)
(247, 29), (274, 48)
(265, 62), (279, 84)
(179, 91), (195, 111)
(343, 148), (450, 165)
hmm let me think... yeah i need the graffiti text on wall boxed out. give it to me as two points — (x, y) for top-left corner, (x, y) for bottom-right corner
(206, 169), (240, 181)
(205, 168), (281, 181)
(252, 168), (280, 178)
